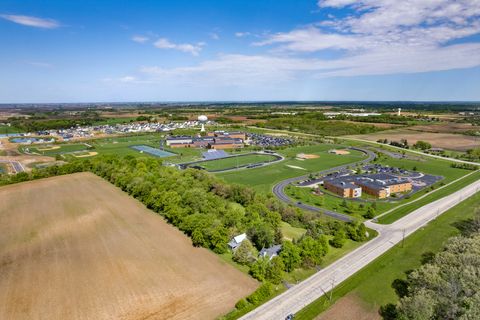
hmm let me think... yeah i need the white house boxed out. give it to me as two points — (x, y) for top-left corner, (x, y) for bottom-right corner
(228, 233), (247, 250)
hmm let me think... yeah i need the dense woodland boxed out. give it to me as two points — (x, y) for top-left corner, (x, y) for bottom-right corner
(381, 211), (480, 320)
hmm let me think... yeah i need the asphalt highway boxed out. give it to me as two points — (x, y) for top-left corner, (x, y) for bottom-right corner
(240, 177), (480, 320)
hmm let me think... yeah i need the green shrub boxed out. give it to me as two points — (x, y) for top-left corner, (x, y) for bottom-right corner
(246, 282), (274, 305)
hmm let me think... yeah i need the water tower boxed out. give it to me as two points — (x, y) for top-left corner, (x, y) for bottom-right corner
(198, 115), (208, 132)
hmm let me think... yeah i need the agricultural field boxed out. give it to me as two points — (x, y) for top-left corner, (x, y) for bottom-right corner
(0, 173), (257, 320)
(189, 153), (279, 171)
(217, 144), (366, 193)
(345, 127), (479, 151)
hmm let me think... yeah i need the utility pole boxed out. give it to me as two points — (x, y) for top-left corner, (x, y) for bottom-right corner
(402, 228), (406, 248)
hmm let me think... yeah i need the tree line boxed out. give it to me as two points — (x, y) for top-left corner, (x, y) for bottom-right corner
(1, 155), (370, 309)
(381, 210), (480, 320)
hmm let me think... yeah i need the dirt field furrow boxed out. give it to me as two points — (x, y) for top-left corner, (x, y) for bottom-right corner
(0, 173), (258, 320)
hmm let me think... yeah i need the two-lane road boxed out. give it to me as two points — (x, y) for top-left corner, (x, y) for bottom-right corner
(240, 176), (480, 320)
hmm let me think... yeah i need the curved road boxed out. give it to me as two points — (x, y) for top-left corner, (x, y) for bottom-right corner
(241, 177), (480, 320)
(272, 147), (376, 222)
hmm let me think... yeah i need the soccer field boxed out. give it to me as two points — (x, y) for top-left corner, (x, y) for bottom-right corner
(190, 153), (279, 171)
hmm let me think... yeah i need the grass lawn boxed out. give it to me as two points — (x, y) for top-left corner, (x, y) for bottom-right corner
(283, 149), (474, 221)
(378, 170), (480, 224)
(87, 134), (201, 162)
(192, 154), (279, 171)
(280, 221), (307, 241)
(217, 144), (366, 193)
(294, 191), (480, 320)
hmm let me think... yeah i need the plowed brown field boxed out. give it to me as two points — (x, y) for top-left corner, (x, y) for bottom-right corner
(0, 173), (257, 320)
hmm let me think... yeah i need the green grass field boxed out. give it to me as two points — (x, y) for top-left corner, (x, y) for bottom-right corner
(378, 170), (480, 224)
(283, 150), (474, 220)
(280, 221), (307, 241)
(295, 191), (480, 320)
(24, 143), (89, 156)
(191, 154), (279, 171)
(217, 144), (365, 193)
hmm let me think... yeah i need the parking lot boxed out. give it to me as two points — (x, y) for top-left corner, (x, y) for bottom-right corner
(298, 163), (443, 199)
(247, 133), (294, 148)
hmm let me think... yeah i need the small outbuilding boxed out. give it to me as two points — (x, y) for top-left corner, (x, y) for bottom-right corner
(228, 233), (247, 250)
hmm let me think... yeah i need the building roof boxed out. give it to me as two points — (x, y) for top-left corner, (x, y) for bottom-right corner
(166, 136), (193, 140)
(259, 245), (282, 258)
(324, 179), (358, 190)
(228, 233), (247, 249)
(233, 233), (247, 243)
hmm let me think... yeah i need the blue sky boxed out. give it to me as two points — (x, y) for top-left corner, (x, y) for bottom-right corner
(0, 0), (479, 103)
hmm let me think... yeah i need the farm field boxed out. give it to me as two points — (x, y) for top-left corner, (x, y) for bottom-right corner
(190, 153), (279, 171)
(0, 173), (257, 320)
(217, 144), (365, 193)
(295, 189), (480, 320)
(345, 128), (479, 151)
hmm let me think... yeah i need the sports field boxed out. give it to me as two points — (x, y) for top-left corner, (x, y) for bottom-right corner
(217, 144), (365, 193)
(191, 153), (279, 171)
(0, 173), (257, 320)
(24, 143), (89, 156)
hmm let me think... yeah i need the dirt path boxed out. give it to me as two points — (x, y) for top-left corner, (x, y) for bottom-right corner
(0, 173), (257, 320)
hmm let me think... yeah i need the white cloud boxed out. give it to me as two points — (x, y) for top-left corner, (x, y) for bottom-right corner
(235, 32), (251, 37)
(153, 38), (204, 56)
(119, 76), (136, 83)
(133, 41), (480, 85)
(254, 27), (362, 51)
(250, 0), (480, 77)
(209, 32), (219, 40)
(132, 35), (149, 43)
(0, 14), (60, 29)
(108, 0), (480, 87)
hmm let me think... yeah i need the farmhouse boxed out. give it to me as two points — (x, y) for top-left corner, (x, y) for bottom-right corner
(259, 245), (282, 260)
(228, 233), (247, 250)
